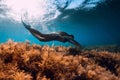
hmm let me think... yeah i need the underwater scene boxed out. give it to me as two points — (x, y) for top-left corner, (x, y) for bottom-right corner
(0, 0), (120, 80)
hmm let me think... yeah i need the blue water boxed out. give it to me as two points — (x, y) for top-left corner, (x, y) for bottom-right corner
(0, 18), (120, 47)
(0, 0), (120, 47)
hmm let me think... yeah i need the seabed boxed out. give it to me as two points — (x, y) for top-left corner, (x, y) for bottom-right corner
(0, 40), (120, 80)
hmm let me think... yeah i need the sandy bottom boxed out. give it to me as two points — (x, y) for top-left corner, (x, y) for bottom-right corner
(0, 40), (120, 80)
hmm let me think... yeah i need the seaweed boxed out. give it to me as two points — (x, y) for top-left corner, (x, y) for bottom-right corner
(0, 40), (119, 80)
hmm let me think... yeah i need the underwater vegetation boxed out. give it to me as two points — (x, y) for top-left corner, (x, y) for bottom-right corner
(0, 40), (120, 80)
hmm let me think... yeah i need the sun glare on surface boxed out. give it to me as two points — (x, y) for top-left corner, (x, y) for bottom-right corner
(1, 0), (57, 22)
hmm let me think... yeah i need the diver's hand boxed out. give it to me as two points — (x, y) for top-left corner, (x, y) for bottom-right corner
(69, 39), (82, 52)
(75, 44), (82, 52)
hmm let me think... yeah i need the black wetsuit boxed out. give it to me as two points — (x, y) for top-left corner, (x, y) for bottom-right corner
(21, 20), (81, 49)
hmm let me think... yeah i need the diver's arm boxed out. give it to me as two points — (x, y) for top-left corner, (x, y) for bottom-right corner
(21, 19), (81, 48)
(58, 32), (74, 39)
(68, 39), (82, 50)
(69, 39), (81, 46)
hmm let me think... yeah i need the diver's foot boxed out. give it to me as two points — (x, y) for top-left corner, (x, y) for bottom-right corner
(21, 20), (31, 29)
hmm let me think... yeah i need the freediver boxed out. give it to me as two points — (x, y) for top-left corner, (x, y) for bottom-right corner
(21, 20), (81, 50)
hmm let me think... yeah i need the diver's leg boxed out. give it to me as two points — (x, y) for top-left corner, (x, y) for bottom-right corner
(27, 28), (55, 42)
(21, 20), (45, 37)
(21, 20), (48, 41)
(21, 19), (31, 30)
(22, 20), (75, 43)
(22, 21), (60, 42)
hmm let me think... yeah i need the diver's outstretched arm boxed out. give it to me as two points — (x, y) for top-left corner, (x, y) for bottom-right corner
(68, 39), (82, 50)
(21, 19), (81, 50)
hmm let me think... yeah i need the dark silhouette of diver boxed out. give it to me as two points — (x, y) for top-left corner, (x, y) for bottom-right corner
(21, 20), (81, 50)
